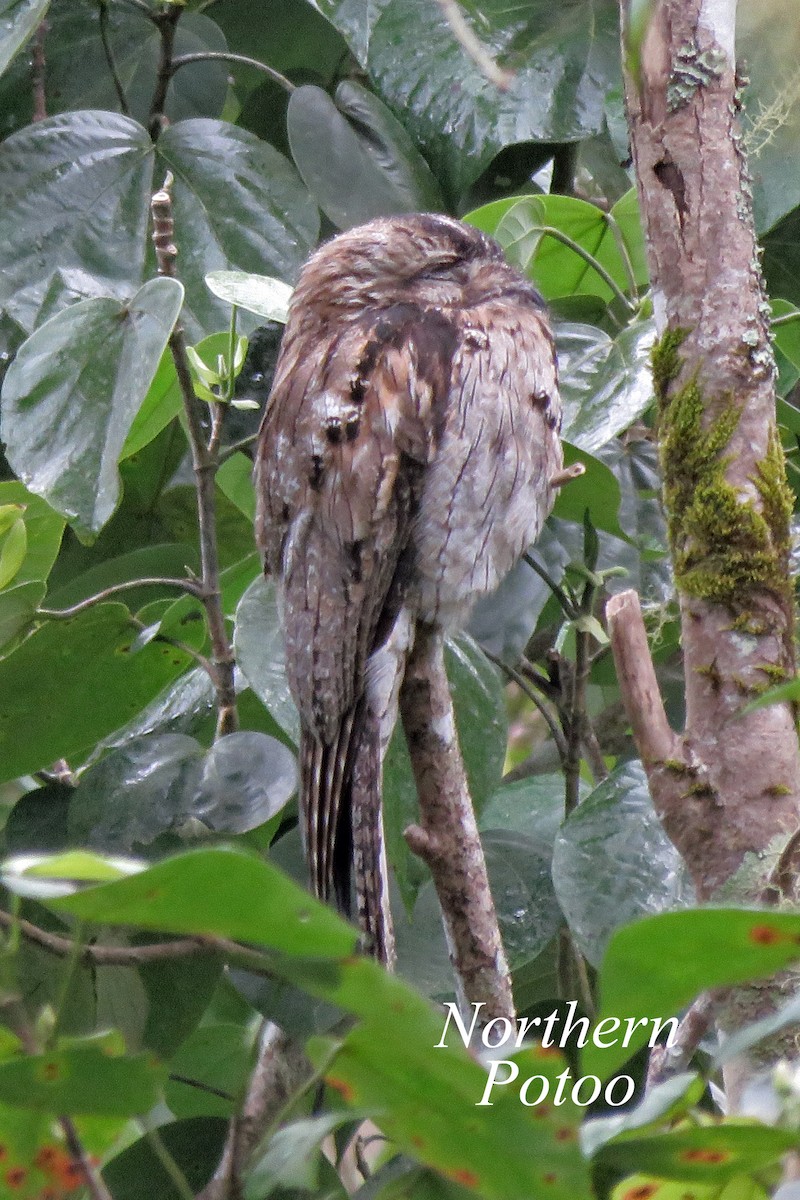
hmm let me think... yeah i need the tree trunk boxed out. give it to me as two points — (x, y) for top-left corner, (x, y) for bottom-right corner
(609, 0), (800, 1101)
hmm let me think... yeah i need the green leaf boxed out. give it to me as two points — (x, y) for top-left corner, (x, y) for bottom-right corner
(364, 0), (620, 199)
(738, 11), (800, 233)
(552, 443), (628, 541)
(0, 515), (26, 589)
(552, 763), (695, 967)
(0, 602), (197, 784)
(101, 1116), (228, 1200)
(234, 575), (300, 744)
(52, 845), (358, 957)
(762, 206), (800, 309)
(611, 1175), (769, 1200)
(0, 0), (48, 79)
(138, 951), (222, 1059)
(0, 1043), (165, 1116)
(68, 731), (297, 851)
(467, 189), (647, 302)
(308, 1010), (592, 1200)
(483, 828), (562, 969)
(557, 318), (656, 453)
(0, 481), (65, 587)
(586, 907), (800, 1078)
(0, 111), (153, 332)
(312, 0), (387, 65)
(2, 278), (185, 538)
(156, 120), (319, 338)
(597, 1123), (797, 1186)
(335, 80), (446, 212)
(0, 7), (229, 131)
(205, 270), (293, 323)
(0, 580), (45, 651)
(288, 83), (417, 230)
(217, 452), (256, 521)
(164, 1023), (254, 1118)
(245, 1113), (353, 1198)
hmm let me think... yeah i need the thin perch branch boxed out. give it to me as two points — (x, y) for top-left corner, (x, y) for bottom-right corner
(151, 176), (238, 737)
(400, 626), (514, 1023)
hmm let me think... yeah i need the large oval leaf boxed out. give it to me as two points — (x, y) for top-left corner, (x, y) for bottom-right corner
(287, 82), (444, 231)
(366, 0), (620, 198)
(68, 731), (297, 851)
(0, 110), (153, 331)
(234, 575), (299, 743)
(1, 277), (184, 538)
(558, 318), (656, 453)
(0, 0), (49, 79)
(552, 762), (695, 966)
(0, 602), (197, 784)
(156, 119), (319, 338)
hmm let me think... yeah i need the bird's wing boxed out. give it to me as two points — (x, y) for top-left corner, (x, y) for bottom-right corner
(254, 303), (457, 936)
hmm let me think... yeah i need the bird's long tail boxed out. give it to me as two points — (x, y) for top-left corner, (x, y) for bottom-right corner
(300, 703), (396, 966)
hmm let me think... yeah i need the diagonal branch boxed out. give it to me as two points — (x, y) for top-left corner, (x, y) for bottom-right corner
(400, 626), (514, 1023)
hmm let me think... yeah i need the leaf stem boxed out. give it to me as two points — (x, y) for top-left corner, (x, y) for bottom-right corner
(98, 0), (131, 115)
(170, 51), (296, 95)
(37, 577), (206, 619)
(481, 647), (569, 767)
(140, 1120), (195, 1200)
(603, 208), (639, 301)
(539, 225), (636, 313)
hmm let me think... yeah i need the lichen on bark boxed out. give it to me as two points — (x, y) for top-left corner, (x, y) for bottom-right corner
(652, 329), (794, 609)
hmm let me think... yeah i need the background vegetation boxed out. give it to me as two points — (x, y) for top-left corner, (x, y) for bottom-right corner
(0, 0), (800, 1197)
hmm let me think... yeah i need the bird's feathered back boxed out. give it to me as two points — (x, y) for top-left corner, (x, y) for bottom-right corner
(255, 214), (562, 962)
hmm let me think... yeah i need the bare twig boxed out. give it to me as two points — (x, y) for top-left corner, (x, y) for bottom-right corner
(435, 0), (513, 91)
(60, 1117), (114, 1200)
(37, 576), (206, 620)
(400, 626), (514, 1023)
(151, 176), (238, 737)
(0, 907), (277, 975)
(550, 462), (586, 489)
(98, 0), (130, 115)
(149, 4), (181, 129)
(606, 590), (679, 765)
(646, 992), (719, 1090)
(170, 51), (295, 95)
(482, 647), (569, 763)
(219, 432), (260, 464)
(31, 21), (48, 122)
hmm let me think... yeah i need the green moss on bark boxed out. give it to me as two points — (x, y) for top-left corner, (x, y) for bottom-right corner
(652, 329), (793, 609)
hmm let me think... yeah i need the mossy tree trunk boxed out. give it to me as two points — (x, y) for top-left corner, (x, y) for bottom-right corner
(609, 0), (800, 1098)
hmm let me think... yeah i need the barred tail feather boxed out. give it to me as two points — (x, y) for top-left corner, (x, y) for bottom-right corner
(351, 711), (396, 967)
(299, 703), (395, 966)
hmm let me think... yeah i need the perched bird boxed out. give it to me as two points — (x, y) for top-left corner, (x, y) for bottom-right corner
(255, 213), (562, 963)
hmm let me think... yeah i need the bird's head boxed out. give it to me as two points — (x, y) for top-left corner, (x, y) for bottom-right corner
(289, 213), (535, 319)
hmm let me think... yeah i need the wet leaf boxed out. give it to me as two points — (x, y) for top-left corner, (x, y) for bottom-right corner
(552, 762), (695, 967)
(2, 278), (184, 538)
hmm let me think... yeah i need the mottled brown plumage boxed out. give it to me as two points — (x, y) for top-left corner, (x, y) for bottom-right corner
(255, 214), (562, 964)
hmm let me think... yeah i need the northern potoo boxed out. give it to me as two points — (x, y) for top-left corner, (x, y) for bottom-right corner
(255, 214), (562, 964)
